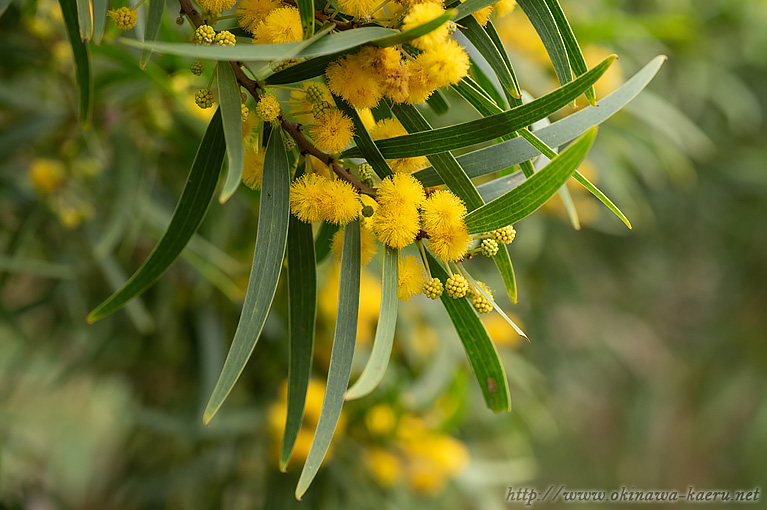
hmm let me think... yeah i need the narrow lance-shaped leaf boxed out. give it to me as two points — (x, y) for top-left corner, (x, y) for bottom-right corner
(202, 127), (291, 425)
(345, 246), (398, 400)
(493, 246), (517, 304)
(87, 110), (225, 322)
(516, 0), (572, 89)
(218, 63), (245, 204)
(414, 56), (667, 186)
(426, 252), (510, 412)
(76, 0), (92, 41)
(333, 94), (393, 180)
(91, 0), (107, 44)
(462, 269), (527, 340)
(139, 0), (165, 69)
(342, 55), (615, 160)
(544, 0), (596, 105)
(464, 127), (597, 234)
(484, 21), (521, 103)
(296, 0), (314, 38)
(296, 220), (361, 499)
(281, 162), (317, 471)
(58, 0), (93, 126)
(314, 221), (339, 264)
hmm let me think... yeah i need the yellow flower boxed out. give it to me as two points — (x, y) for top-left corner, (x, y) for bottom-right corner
(461, 0), (494, 26)
(368, 173), (425, 248)
(326, 50), (383, 109)
(369, 118), (429, 174)
(29, 158), (65, 194)
(255, 6), (302, 44)
(373, 46), (410, 104)
(403, 435), (469, 494)
(337, 0), (380, 18)
(242, 147), (265, 190)
(365, 447), (403, 487)
(429, 226), (472, 262)
(309, 109), (355, 153)
(402, 3), (449, 50)
(422, 190), (472, 262)
(237, 0), (280, 35)
(290, 173), (330, 223)
(376, 173), (426, 208)
(365, 404), (397, 436)
(404, 59), (437, 104)
(255, 94), (281, 122)
(197, 0), (236, 13)
(494, 0), (516, 18)
(323, 178), (362, 225)
(398, 255), (427, 301)
(417, 38), (471, 87)
(331, 224), (379, 265)
(107, 7), (137, 30)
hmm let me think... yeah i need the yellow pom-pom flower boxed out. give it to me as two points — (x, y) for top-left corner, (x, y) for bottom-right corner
(197, 0), (236, 14)
(323, 179), (362, 225)
(331, 225), (379, 265)
(108, 7), (137, 30)
(237, 0), (280, 35)
(337, 0), (380, 18)
(326, 51), (383, 109)
(402, 3), (450, 50)
(255, 6), (303, 44)
(309, 109), (355, 153)
(376, 173), (426, 208)
(429, 226), (472, 262)
(494, 0), (516, 18)
(471, 281), (494, 314)
(416, 38), (471, 87)
(290, 173), (330, 223)
(255, 94), (281, 122)
(405, 59), (438, 104)
(398, 255), (427, 301)
(242, 147), (265, 190)
(423, 190), (472, 262)
(369, 118), (429, 174)
(368, 173), (425, 249)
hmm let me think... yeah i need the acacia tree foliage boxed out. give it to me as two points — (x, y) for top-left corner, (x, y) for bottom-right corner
(45, 0), (662, 498)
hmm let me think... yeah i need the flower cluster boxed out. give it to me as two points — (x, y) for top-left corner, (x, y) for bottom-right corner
(290, 173), (362, 225)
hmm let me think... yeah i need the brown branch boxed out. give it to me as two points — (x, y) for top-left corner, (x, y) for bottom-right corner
(177, 0), (372, 196)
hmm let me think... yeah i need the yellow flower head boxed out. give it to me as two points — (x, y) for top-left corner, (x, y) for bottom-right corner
(323, 179), (362, 225)
(416, 38), (470, 87)
(309, 109), (355, 153)
(255, 6), (303, 44)
(331, 224), (379, 265)
(242, 147), (265, 190)
(494, 0), (516, 17)
(365, 447), (403, 488)
(403, 3), (449, 50)
(255, 94), (281, 122)
(29, 158), (65, 194)
(376, 173), (426, 208)
(197, 0), (237, 14)
(237, 0), (280, 35)
(421, 189), (466, 233)
(428, 225), (472, 262)
(290, 173), (330, 223)
(466, 0), (494, 26)
(368, 206), (420, 249)
(398, 255), (427, 301)
(337, 0), (380, 18)
(108, 7), (137, 30)
(326, 50), (383, 109)
(369, 118), (429, 174)
(404, 59), (437, 104)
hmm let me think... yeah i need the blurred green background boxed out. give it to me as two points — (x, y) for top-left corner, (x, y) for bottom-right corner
(1, 0), (766, 508)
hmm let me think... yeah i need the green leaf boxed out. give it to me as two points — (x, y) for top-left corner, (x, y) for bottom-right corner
(281, 162), (317, 471)
(458, 15), (520, 106)
(390, 103), (484, 211)
(296, 220), (361, 499)
(345, 246), (398, 401)
(468, 57), (506, 109)
(453, 0), (502, 21)
(217, 63), (245, 204)
(332, 94), (393, 180)
(76, 0), (92, 41)
(87, 110), (225, 323)
(122, 27), (398, 61)
(414, 56), (667, 186)
(426, 252), (510, 412)
(462, 269), (527, 340)
(464, 127), (597, 234)
(314, 221), (339, 264)
(59, 0), (93, 126)
(139, 0), (165, 69)
(342, 55), (614, 160)
(202, 127), (291, 425)
(493, 246), (517, 304)
(91, 0), (107, 44)
(296, 0), (314, 38)
(544, 0), (596, 105)
(484, 21), (520, 102)
(516, 0), (572, 89)
(426, 88), (450, 116)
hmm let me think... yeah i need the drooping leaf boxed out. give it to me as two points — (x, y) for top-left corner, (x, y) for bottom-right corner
(59, 0), (93, 126)
(296, 220), (361, 499)
(91, 0), (107, 44)
(332, 94), (393, 180)
(426, 252), (510, 413)
(202, 127), (291, 425)
(462, 269), (527, 340)
(87, 110), (225, 323)
(468, 56), (506, 109)
(390, 103), (484, 211)
(483, 20), (519, 102)
(493, 246), (517, 304)
(314, 221), (339, 264)
(426, 88), (451, 116)
(516, 0), (572, 89)
(464, 127), (597, 234)
(139, 0), (165, 69)
(342, 55), (614, 159)
(296, 0), (314, 38)
(415, 56), (667, 186)
(217, 63), (245, 203)
(345, 246), (398, 400)
(281, 161), (317, 471)
(76, 0), (92, 41)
